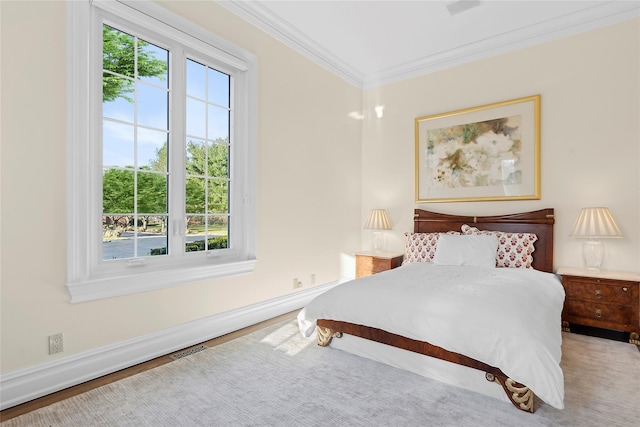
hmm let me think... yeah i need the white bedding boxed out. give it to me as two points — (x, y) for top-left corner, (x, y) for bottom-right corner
(298, 263), (566, 409)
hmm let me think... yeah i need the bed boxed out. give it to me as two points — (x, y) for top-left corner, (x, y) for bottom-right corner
(298, 209), (564, 413)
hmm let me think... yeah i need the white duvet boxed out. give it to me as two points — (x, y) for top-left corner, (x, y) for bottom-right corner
(298, 263), (566, 409)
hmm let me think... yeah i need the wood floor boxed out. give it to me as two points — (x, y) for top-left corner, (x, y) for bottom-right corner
(0, 311), (298, 422)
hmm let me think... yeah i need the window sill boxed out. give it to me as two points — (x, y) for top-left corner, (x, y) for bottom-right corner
(66, 258), (256, 303)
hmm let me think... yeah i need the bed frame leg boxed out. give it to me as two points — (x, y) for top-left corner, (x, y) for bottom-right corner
(629, 332), (640, 351)
(317, 326), (342, 346)
(485, 373), (534, 413)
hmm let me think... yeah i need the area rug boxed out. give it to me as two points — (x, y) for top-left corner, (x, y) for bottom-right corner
(2, 319), (638, 426)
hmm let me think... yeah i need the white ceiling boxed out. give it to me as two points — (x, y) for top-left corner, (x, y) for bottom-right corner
(217, 0), (639, 88)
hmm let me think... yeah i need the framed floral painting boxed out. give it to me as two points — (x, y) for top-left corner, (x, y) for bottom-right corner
(415, 95), (540, 203)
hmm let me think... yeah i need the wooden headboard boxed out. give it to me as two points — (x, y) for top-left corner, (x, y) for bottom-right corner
(413, 209), (555, 273)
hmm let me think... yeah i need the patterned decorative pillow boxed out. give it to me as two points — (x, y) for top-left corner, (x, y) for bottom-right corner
(402, 231), (460, 265)
(461, 224), (538, 269)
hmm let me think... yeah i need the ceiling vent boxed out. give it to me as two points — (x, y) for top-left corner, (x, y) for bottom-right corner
(446, 0), (482, 16)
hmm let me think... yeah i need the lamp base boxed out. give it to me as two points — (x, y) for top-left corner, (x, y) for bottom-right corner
(582, 240), (604, 272)
(372, 231), (385, 252)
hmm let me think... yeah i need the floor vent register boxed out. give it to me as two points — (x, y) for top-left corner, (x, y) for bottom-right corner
(169, 344), (209, 360)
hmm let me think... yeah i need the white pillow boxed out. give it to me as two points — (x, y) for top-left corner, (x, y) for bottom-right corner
(433, 234), (499, 267)
(460, 224), (538, 269)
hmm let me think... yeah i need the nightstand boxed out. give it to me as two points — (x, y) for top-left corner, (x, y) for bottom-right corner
(355, 251), (404, 278)
(557, 267), (640, 350)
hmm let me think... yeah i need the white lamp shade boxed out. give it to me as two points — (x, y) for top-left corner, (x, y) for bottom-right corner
(569, 207), (622, 238)
(364, 209), (391, 230)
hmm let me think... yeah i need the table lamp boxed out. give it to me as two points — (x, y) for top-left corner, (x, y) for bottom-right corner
(569, 207), (622, 271)
(364, 209), (391, 252)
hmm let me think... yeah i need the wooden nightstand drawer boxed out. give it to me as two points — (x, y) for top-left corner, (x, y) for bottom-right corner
(372, 257), (394, 273)
(563, 301), (636, 329)
(355, 252), (403, 278)
(562, 276), (635, 305)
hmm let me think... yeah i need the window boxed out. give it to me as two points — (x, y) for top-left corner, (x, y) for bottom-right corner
(66, 0), (256, 303)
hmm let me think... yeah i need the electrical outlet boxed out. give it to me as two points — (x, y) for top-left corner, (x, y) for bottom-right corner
(293, 278), (302, 289)
(49, 333), (63, 355)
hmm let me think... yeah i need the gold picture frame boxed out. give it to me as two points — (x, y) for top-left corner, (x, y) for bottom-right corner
(415, 95), (541, 203)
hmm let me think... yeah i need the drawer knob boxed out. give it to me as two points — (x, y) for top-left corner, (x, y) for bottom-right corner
(622, 287), (628, 292)
(595, 309), (602, 318)
(595, 289), (602, 298)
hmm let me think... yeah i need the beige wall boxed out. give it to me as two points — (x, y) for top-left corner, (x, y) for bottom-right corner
(1, 0), (638, 377)
(361, 18), (640, 274)
(0, 1), (362, 372)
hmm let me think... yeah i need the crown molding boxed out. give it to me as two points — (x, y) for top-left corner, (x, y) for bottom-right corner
(216, 0), (363, 87)
(217, 1), (639, 89)
(363, 1), (640, 88)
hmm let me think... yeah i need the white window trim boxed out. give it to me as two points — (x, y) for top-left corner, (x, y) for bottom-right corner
(66, 0), (257, 303)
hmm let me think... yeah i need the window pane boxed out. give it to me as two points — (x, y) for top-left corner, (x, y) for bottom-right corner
(208, 215), (229, 239)
(208, 68), (229, 108)
(208, 142), (229, 178)
(138, 128), (167, 170)
(143, 218), (168, 256)
(102, 217), (135, 260)
(103, 25), (135, 78)
(137, 39), (168, 88)
(186, 139), (207, 176)
(207, 179), (228, 213)
(186, 176), (205, 214)
(208, 106), (229, 141)
(137, 171), (167, 214)
(204, 215), (228, 250)
(103, 121), (134, 168)
(183, 216), (228, 252)
(103, 168), (134, 213)
(186, 215), (204, 235)
(185, 215), (205, 252)
(138, 83), (168, 129)
(103, 72), (135, 105)
(186, 97), (206, 138)
(103, 94), (134, 123)
(186, 59), (206, 99)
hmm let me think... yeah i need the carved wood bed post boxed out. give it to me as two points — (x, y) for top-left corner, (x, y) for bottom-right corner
(317, 326), (342, 347)
(485, 373), (534, 413)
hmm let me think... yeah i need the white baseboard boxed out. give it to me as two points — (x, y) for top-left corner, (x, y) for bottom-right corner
(0, 281), (340, 410)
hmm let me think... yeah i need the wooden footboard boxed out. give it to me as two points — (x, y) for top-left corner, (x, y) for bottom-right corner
(316, 319), (535, 413)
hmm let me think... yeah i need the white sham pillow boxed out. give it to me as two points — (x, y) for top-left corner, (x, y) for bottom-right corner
(433, 234), (499, 267)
